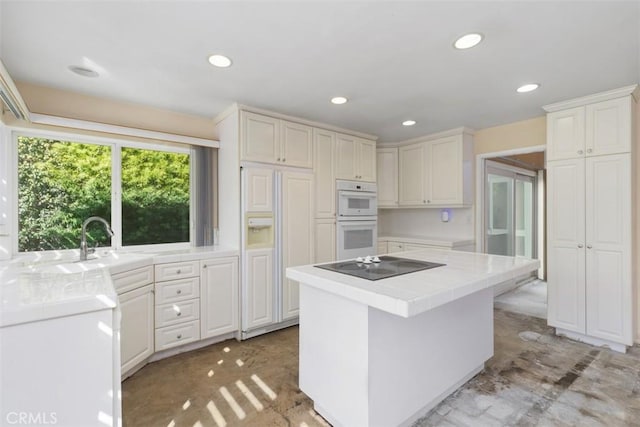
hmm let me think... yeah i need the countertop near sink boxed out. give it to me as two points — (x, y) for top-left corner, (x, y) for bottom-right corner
(378, 234), (475, 249)
(0, 245), (238, 328)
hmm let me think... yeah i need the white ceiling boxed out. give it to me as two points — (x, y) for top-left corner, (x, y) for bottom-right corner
(1, 1), (639, 141)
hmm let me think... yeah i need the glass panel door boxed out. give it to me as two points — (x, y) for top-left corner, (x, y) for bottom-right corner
(485, 162), (536, 258)
(515, 175), (535, 258)
(486, 171), (514, 256)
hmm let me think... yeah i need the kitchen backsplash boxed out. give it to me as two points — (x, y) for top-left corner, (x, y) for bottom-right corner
(378, 207), (474, 239)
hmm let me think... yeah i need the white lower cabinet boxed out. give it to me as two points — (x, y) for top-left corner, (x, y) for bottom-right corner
(547, 154), (632, 346)
(388, 241), (404, 253)
(243, 249), (274, 330)
(314, 219), (336, 263)
(201, 257), (239, 339)
(154, 260), (201, 351)
(377, 240), (388, 254)
(119, 284), (154, 374)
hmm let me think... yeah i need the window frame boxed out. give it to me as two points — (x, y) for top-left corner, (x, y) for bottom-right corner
(11, 128), (195, 255)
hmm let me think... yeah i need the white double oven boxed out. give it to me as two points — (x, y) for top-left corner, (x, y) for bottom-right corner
(336, 180), (378, 260)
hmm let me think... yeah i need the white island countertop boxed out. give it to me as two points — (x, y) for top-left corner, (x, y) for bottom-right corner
(287, 249), (540, 318)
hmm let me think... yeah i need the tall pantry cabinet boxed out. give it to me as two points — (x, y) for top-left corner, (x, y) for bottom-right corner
(545, 86), (638, 351)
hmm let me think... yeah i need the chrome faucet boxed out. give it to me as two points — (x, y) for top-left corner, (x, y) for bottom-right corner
(80, 216), (114, 261)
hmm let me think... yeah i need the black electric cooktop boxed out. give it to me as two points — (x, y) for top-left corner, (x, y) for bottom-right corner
(315, 256), (445, 281)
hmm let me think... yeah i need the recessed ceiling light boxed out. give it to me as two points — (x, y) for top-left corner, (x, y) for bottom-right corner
(517, 83), (540, 93)
(208, 54), (232, 68)
(68, 66), (99, 78)
(402, 120), (416, 126)
(454, 33), (483, 50)
(331, 96), (348, 105)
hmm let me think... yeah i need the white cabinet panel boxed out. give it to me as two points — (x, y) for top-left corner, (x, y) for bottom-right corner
(377, 148), (398, 207)
(155, 277), (200, 304)
(155, 299), (200, 328)
(154, 260), (200, 282)
(120, 284), (154, 374)
(335, 134), (376, 182)
(429, 137), (461, 205)
(398, 135), (471, 207)
(547, 107), (585, 161)
(315, 219), (336, 263)
(282, 172), (314, 320)
(244, 168), (273, 212)
(388, 241), (404, 253)
(546, 159), (586, 333)
(241, 111), (280, 163)
(155, 320), (200, 351)
(201, 257), (239, 338)
(377, 240), (388, 254)
(336, 134), (357, 180)
(357, 139), (377, 182)
(314, 129), (336, 218)
(243, 249), (274, 330)
(585, 154), (631, 344)
(586, 97), (631, 156)
(399, 142), (425, 206)
(281, 120), (313, 168)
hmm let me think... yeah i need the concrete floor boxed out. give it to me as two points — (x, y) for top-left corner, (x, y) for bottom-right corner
(494, 280), (547, 320)
(122, 309), (640, 427)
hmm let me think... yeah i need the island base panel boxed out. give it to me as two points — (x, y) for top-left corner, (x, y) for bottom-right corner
(299, 284), (493, 427)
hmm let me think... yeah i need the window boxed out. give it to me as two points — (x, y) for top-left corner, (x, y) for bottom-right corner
(121, 147), (190, 246)
(17, 135), (193, 252)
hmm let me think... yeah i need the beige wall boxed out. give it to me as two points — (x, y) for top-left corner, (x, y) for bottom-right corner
(474, 116), (546, 155)
(16, 81), (217, 140)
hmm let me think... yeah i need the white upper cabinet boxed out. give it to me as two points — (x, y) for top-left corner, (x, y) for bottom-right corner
(313, 129), (336, 218)
(546, 96), (632, 161)
(335, 133), (376, 182)
(280, 120), (313, 168)
(398, 142), (426, 206)
(241, 111), (313, 168)
(397, 133), (472, 207)
(586, 97), (632, 157)
(376, 147), (398, 207)
(241, 111), (280, 163)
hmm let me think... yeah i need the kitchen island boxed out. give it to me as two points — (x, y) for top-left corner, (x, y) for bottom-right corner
(286, 249), (539, 427)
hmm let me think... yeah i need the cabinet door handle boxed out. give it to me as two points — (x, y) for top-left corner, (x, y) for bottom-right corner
(423, 200), (426, 203)
(577, 150), (584, 155)
(277, 158), (281, 162)
(177, 334), (182, 339)
(177, 312), (182, 317)
(427, 200), (431, 203)
(587, 245), (593, 249)
(176, 269), (181, 274)
(282, 158), (286, 162)
(176, 289), (182, 295)
(203, 264), (207, 269)
(578, 244), (584, 248)
(586, 148), (592, 153)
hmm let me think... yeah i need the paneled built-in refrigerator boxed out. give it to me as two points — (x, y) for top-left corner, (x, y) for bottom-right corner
(240, 166), (313, 339)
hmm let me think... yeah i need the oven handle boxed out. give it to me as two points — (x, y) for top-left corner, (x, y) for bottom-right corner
(338, 191), (376, 199)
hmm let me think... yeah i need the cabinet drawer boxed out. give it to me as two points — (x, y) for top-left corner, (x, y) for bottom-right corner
(112, 265), (154, 294)
(155, 299), (200, 328)
(155, 320), (200, 351)
(155, 260), (200, 282)
(155, 277), (200, 304)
